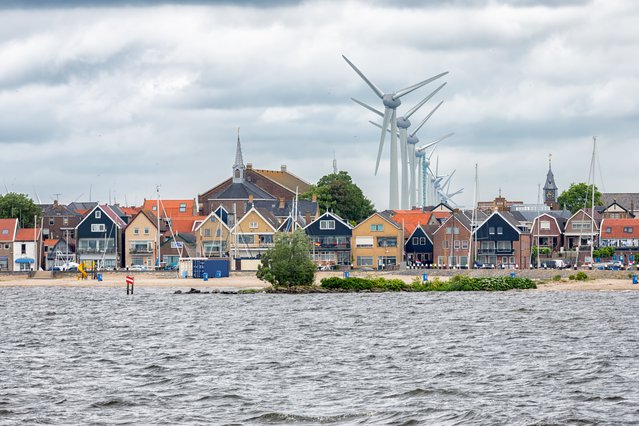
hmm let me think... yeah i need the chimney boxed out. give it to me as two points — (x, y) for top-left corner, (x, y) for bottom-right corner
(279, 197), (285, 209)
(53, 199), (58, 206)
(311, 194), (317, 203)
(248, 194), (254, 206)
(246, 163), (252, 170)
(305, 211), (310, 224)
(281, 164), (287, 172)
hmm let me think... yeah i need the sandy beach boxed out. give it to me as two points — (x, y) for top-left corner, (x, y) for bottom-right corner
(1, 270), (638, 291)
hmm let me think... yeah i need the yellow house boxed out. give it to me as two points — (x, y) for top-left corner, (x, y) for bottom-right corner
(230, 206), (279, 259)
(351, 212), (403, 270)
(194, 210), (231, 258)
(124, 210), (158, 268)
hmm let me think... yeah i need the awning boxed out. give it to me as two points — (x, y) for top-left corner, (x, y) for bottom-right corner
(15, 257), (35, 264)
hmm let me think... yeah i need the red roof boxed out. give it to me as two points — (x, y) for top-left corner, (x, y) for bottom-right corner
(601, 218), (639, 239)
(142, 199), (195, 218)
(120, 206), (141, 216)
(44, 239), (59, 247)
(390, 210), (450, 237)
(170, 216), (207, 234)
(15, 228), (41, 241)
(0, 218), (18, 242)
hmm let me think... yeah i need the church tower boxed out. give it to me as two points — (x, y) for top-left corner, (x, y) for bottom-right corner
(232, 128), (244, 184)
(543, 154), (558, 209)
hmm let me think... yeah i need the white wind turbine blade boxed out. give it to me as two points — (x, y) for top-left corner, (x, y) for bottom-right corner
(352, 98), (383, 118)
(394, 72), (449, 99)
(442, 169), (456, 192)
(375, 108), (392, 175)
(400, 126), (409, 209)
(404, 83), (447, 120)
(389, 108), (399, 209)
(411, 101), (444, 136)
(342, 55), (384, 99)
(415, 133), (455, 152)
(447, 188), (464, 198)
(368, 120), (400, 138)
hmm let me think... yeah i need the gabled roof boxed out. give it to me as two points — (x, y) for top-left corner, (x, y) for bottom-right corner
(601, 193), (639, 211)
(210, 181), (275, 201)
(68, 201), (98, 213)
(354, 211), (402, 231)
(277, 215), (306, 232)
(15, 228), (41, 241)
(44, 238), (59, 247)
(252, 168), (311, 194)
(253, 199), (318, 218)
(142, 199), (196, 218)
(171, 216), (208, 234)
(567, 208), (602, 226)
(40, 203), (82, 218)
(304, 211), (352, 231)
(120, 206), (141, 216)
(473, 211), (522, 235)
(128, 210), (159, 230)
(233, 206), (279, 232)
(600, 218), (639, 239)
(433, 212), (472, 236)
(0, 218), (18, 242)
(405, 225), (433, 245)
(194, 210), (230, 233)
(76, 204), (127, 230)
(390, 210), (441, 237)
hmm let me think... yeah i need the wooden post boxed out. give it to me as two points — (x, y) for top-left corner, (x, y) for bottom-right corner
(126, 275), (134, 294)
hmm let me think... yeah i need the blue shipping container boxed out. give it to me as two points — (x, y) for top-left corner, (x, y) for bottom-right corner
(203, 259), (230, 278)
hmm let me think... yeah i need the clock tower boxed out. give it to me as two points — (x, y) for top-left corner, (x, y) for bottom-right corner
(543, 154), (558, 209)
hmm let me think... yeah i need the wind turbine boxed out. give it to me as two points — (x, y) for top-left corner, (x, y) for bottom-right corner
(343, 55), (448, 209)
(415, 133), (454, 207)
(353, 83), (446, 209)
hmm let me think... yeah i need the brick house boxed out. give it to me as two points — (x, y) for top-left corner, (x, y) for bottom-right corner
(599, 218), (639, 264)
(530, 213), (566, 257)
(0, 219), (18, 271)
(432, 212), (472, 268)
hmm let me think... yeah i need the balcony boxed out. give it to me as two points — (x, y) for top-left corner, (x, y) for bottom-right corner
(130, 247), (153, 254)
(77, 248), (115, 254)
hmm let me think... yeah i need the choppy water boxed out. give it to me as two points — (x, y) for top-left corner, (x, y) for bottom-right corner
(1, 287), (639, 425)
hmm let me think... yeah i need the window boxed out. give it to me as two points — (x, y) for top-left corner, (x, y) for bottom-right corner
(497, 241), (511, 251)
(49, 218), (54, 225)
(216, 229), (222, 238)
(356, 256), (373, 267)
(63, 217), (68, 226)
(144, 228), (149, 235)
(259, 235), (273, 244)
(412, 237), (419, 245)
(445, 227), (460, 235)
(91, 224), (106, 232)
(443, 240), (449, 249)
(509, 256), (516, 264)
(355, 236), (374, 248)
(134, 228), (139, 235)
(572, 222), (592, 231)
(4, 244), (9, 249)
(21, 244), (26, 254)
(204, 229), (211, 237)
(540, 220), (551, 230)
(453, 240), (460, 249)
(1, 230), (8, 235)
(489, 227), (495, 235)
(497, 227), (503, 235)
(377, 237), (397, 247)
(249, 222), (258, 229)
(461, 240), (469, 249)
(95, 210), (101, 219)
(420, 237), (426, 245)
(179, 203), (187, 213)
(502, 256), (509, 263)
(320, 220), (335, 230)
(152, 206), (157, 211)
(624, 227), (634, 233)
(605, 227), (612, 233)
(238, 234), (254, 245)
(370, 224), (384, 232)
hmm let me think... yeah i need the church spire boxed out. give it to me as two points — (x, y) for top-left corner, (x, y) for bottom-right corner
(543, 153), (558, 208)
(232, 128), (245, 183)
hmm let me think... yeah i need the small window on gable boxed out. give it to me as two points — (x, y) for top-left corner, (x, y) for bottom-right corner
(152, 206), (157, 211)
(49, 218), (54, 225)
(144, 228), (149, 235)
(489, 227), (495, 235)
(134, 228), (139, 235)
(320, 220), (335, 230)
(216, 229), (222, 237)
(412, 237), (418, 244)
(605, 227), (612, 233)
(497, 227), (503, 235)
(249, 222), (258, 229)
(370, 224), (384, 232)
(95, 210), (101, 219)
(63, 217), (68, 225)
(204, 229), (211, 237)
(179, 203), (187, 213)
(420, 237), (426, 245)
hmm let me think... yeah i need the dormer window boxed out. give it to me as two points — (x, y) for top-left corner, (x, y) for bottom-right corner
(179, 203), (187, 213)
(605, 227), (612, 233)
(624, 227), (634, 233)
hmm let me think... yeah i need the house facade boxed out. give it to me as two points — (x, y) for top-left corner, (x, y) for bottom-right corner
(124, 210), (159, 268)
(0, 219), (18, 271)
(433, 213), (472, 268)
(44, 238), (75, 270)
(404, 225), (434, 266)
(76, 204), (127, 270)
(230, 207), (278, 259)
(563, 209), (602, 264)
(351, 212), (403, 270)
(40, 201), (82, 241)
(304, 212), (352, 269)
(473, 211), (532, 268)
(599, 218), (639, 263)
(13, 228), (42, 271)
(194, 210), (231, 258)
(530, 213), (565, 256)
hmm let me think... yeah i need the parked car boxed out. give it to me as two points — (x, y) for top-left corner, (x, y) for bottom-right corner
(129, 265), (149, 272)
(474, 262), (495, 269)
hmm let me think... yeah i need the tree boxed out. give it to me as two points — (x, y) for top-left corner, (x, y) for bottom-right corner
(557, 183), (602, 214)
(256, 229), (316, 288)
(301, 171), (375, 224)
(0, 192), (41, 227)
(593, 247), (614, 259)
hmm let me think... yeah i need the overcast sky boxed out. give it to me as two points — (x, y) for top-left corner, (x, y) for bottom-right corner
(1, 0), (637, 209)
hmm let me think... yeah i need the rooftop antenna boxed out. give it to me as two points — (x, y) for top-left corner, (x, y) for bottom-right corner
(333, 151), (338, 174)
(53, 193), (62, 203)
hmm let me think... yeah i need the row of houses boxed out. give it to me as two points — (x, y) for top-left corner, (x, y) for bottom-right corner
(3, 195), (638, 272)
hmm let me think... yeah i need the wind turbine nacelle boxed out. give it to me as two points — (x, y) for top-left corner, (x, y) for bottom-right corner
(383, 94), (401, 109)
(407, 134), (419, 145)
(396, 117), (410, 129)
(415, 151), (425, 158)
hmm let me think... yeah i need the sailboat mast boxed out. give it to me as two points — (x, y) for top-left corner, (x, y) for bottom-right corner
(468, 163), (477, 269)
(590, 136), (596, 263)
(156, 185), (161, 269)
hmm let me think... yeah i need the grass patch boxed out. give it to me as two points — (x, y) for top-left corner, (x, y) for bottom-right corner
(320, 275), (536, 292)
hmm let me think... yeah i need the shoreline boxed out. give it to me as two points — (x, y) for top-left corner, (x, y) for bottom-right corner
(1, 271), (638, 291)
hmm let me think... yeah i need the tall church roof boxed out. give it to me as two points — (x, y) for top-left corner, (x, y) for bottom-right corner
(543, 155), (558, 191)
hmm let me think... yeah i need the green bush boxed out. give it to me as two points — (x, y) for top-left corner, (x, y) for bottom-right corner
(552, 274), (562, 281)
(321, 275), (536, 292)
(574, 271), (588, 281)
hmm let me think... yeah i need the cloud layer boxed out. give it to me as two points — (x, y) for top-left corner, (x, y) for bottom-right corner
(1, 0), (637, 208)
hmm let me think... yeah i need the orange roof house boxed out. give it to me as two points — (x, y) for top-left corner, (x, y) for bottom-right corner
(0, 218), (18, 242)
(15, 228), (42, 241)
(142, 199), (196, 218)
(390, 209), (451, 238)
